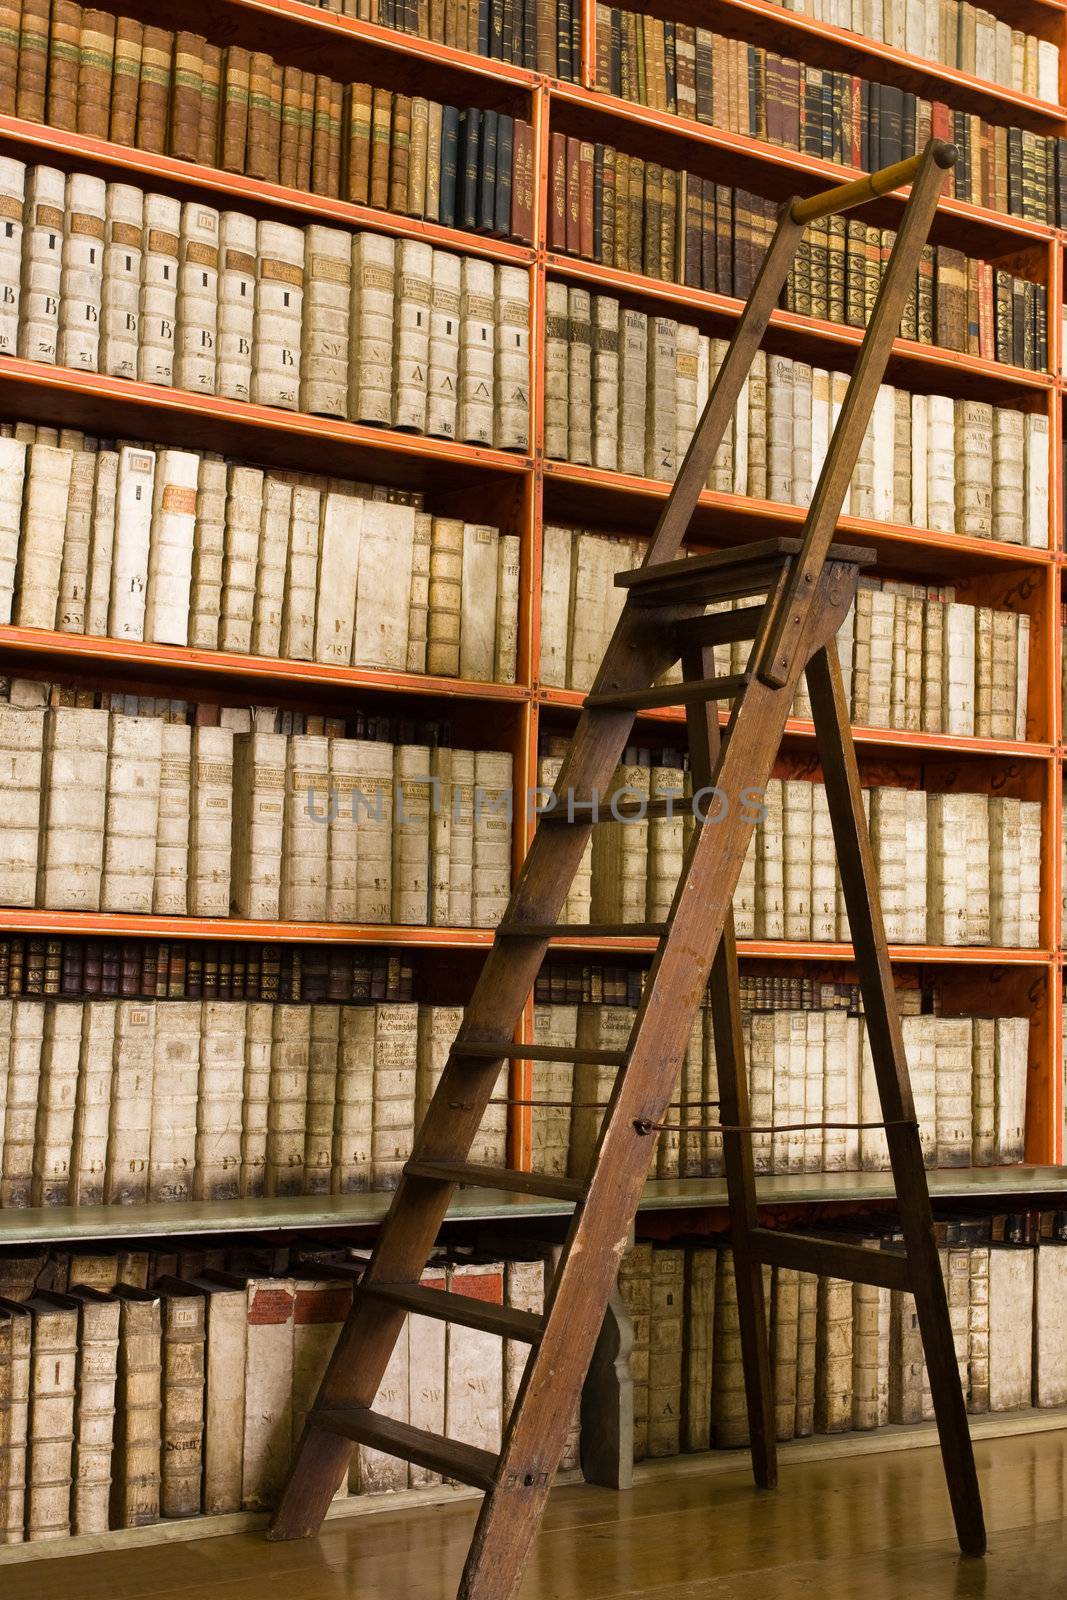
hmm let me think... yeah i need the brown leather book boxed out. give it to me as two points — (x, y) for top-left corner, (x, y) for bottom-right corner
(198, 43), (222, 166)
(600, 143), (616, 265)
(310, 75), (332, 195)
(578, 139), (594, 260)
(245, 51), (273, 181)
(408, 96), (429, 217)
(280, 66), (303, 189)
(536, 0), (556, 74)
(613, 150), (629, 269)
(548, 130), (566, 250)
(109, 15), (142, 146)
(565, 134), (580, 254)
(137, 26), (174, 156)
(627, 156), (644, 274)
(369, 86), (393, 211)
(170, 31), (205, 163)
(683, 171), (702, 287)
(389, 93), (412, 213)
(659, 165), (676, 282)
(48, 0), (83, 132)
(511, 117), (535, 245)
(76, 8), (116, 139)
(267, 61), (284, 183)
(15, 0), (50, 121)
(344, 81), (373, 205)
(326, 79), (344, 199)
(642, 160), (661, 277)
(296, 71), (316, 193)
(220, 47), (251, 174)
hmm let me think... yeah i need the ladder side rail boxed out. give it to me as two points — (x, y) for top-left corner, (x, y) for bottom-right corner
(758, 138), (956, 689)
(454, 566), (856, 1600)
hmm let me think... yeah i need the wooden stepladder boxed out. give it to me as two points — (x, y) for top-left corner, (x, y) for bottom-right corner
(270, 138), (986, 1595)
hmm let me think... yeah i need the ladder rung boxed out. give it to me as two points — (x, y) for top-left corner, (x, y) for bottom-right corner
(671, 606), (766, 649)
(586, 675), (749, 712)
(500, 923), (667, 940)
(748, 1228), (910, 1290)
(405, 1160), (587, 1203)
(616, 538), (876, 591)
(623, 562), (789, 609)
(455, 1041), (627, 1066)
(361, 1281), (545, 1343)
(313, 1406), (498, 1491)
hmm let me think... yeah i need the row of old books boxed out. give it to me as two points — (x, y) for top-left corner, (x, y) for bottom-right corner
(766, 0), (1059, 97)
(531, 1002), (1028, 1179)
(0, 996), (504, 1208)
(0, 160), (530, 448)
(592, 7), (1066, 225)
(541, 533), (1034, 739)
(0, 1240), (571, 1540)
(0, 702), (515, 926)
(0, 429), (519, 681)
(619, 1220), (1067, 1461)
(327, 0), (582, 75)
(548, 146), (1049, 369)
(0, 937), (416, 1004)
(545, 303), (1050, 544)
(533, 960), (878, 1013)
(2, 7), (536, 234)
(538, 747), (1043, 948)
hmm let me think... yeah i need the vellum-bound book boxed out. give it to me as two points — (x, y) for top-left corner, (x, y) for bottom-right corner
(314, 488), (361, 665)
(266, 1006), (310, 1198)
(217, 210), (256, 404)
(18, 164), (64, 365)
(105, 1002), (155, 1206)
(138, 192), (180, 386)
(56, 446), (95, 635)
(371, 1004), (418, 1189)
(194, 1275), (248, 1514)
(144, 448), (198, 645)
(407, 511), (431, 675)
(23, 1295), (77, 1539)
(57, 171), (106, 372)
(109, 1286), (162, 1528)
(460, 522), (499, 681)
(0, 435), (26, 622)
(281, 482), (321, 662)
(351, 737), (393, 922)
(427, 249), (460, 439)
(251, 221), (303, 410)
(239, 1276), (295, 1511)
(426, 515), (462, 678)
(0, 1299), (31, 1543)
(99, 182), (142, 381)
(251, 476), (291, 659)
(101, 714), (163, 914)
(0, 157), (25, 359)
(457, 255), (495, 445)
(39, 705), (109, 912)
(393, 238), (432, 433)
(156, 1280), (206, 1519)
(219, 463), (263, 655)
(332, 1004), (374, 1194)
(392, 744), (431, 925)
(0, 704), (43, 907)
(109, 445), (156, 641)
(194, 1002), (244, 1201)
(354, 502), (416, 671)
(147, 1000), (199, 1204)
(231, 730), (286, 919)
(189, 725), (233, 917)
(62, 1287), (120, 1536)
(495, 262), (530, 451)
(32, 1002), (83, 1205)
(281, 735), (329, 921)
(304, 1007), (339, 1195)
(174, 200), (219, 395)
(70, 1000), (116, 1206)
(14, 442), (72, 630)
(349, 231), (395, 426)
(84, 448), (118, 638)
(300, 223), (350, 418)
(153, 722), (191, 915)
(543, 280), (569, 462)
(2, 1002), (43, 1207)
(240, 1003), (272, 1200)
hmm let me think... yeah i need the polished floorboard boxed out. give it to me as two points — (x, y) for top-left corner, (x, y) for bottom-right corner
(6, 1429), (1067, 1599)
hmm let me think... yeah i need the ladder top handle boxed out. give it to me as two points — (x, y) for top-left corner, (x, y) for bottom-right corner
(790, 139), (958, 226)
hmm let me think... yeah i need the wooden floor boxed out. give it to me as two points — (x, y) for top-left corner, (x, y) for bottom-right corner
(7, 1429), (1067, 1599)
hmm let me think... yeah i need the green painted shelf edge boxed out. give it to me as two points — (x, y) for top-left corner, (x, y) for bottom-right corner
(2, 1166), (1065, 1245)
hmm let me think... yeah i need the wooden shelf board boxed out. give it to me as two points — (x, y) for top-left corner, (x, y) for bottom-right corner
(554, 80), (1060, 247)
(0, 117), (536, 263)
(0, 1167), (1062, 1244)
(0, 358), (531, 489)
(544, 932), (1054, 963)
(0, 628), (531, 707)
(0, 911), (498, 944)
(536, 686), (1054, 757)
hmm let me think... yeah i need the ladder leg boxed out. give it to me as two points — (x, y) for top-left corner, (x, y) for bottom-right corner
(684, 646), (776, 1488)
(805, 641), (987, 1558)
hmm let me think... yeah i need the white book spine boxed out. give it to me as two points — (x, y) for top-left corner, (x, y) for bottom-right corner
(300, 224), (351, 418)
(218, 464), (264, 656)
(240, 1003), (272, 1198)
(313, 489), (361, 665)
(31, 1001), (83, 1205)
(18, 166), (65, 365)
(251, 220), (304, 410)
(393, 239), (433, 434)
(231, 730), (287, 920)
(354, 504), (416, 672)
(0, 156), (25, 360)
(101, 714), (163, 914)
(84, 448), (118, 638)
(138, 192), (181, 386)
(104, 1002), (155, 1204)
(281, 482), (322, 662)
(154, 722), (191, 915)
(108, 446), (157, 641)
(174, 201), (219, 395)
(195, 1001), (245, 1200)
(143, 448), (199, 645)
(188, 457), (226, 651)
(0, 435), (26, 623)
(280, 735), (330, 921)
(70, 1000), (116, 1206)
(189, 725), (234, 918)
(14, 442), (72, 630)
(457, 255), (495, 446)
(217, 210), (257, 404)
(333, 1005), (374, 1193)
(427, 249), (460, 440)
(349, 232), (395, 426)
(494, 263), (530, 452)
(250, 476), (292, 660)
(99, 183), (143, 382)
(148, 1000), (200, 1202)
(39, 707), (110, 912)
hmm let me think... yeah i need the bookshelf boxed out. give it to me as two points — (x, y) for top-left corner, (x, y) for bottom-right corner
(2, 0), (1067, 1555)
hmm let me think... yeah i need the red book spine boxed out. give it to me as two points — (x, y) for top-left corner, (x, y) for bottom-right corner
(565, 134), (581, 255)
(548, 130), (567, 250)
(578, 139), (594, 260)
